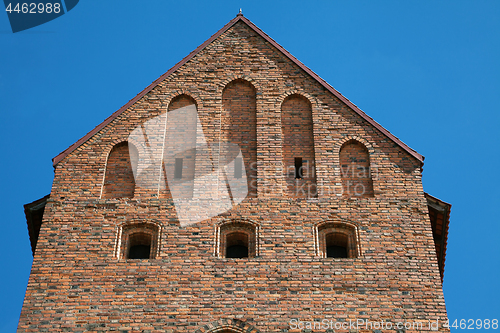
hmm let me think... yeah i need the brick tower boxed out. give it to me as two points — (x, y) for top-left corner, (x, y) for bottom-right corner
(20, 14), (451, 332)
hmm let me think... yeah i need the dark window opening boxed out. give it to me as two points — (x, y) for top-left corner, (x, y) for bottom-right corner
(294, 157), (303, 179)
(126, 233), (152, 259)
(225, 232), (249, 259)
(128, 244), (151, 259)
(174, 158), (183, 179)
(226, 245), (248, 258)
(327, 245), (347, 258)
(234, 157), (243, 179)
(325, 232), (349, 258)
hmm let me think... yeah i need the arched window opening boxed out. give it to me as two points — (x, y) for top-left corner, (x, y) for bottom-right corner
(316, 222), (359, 259)
(339, 140), (374, 197)
(203, 318), (259, 333)
(217, 221), (258, 259)
(281, 94), (317, 197)
(102, 142), (137, 199)
(222, 79), (257, 197)
(119, 223), (160, 260)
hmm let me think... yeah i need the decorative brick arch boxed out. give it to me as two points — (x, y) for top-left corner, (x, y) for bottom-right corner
(101, 138), (140, 168)
(276, 89), (321, 111)
(99, 139), (134, 198)
(214, 218), (260, 258)
(216, 218), (260, 231)
(100, 140), (139, 199)
(122, 92), (202, 199)
(334, 136), (375, 157)
(157, 93), (200, 199)
(161, 89), (203, 109)
(280, 92), (318, 198)
(194, 318), (261, 333)
(100, 125), (166, 198)
(113, 219), (162, 259)
(313, 219), (361, 258)
(218, 75), (261, 95)
(221, 78), (258, 197)
(333, 136), (377, 197)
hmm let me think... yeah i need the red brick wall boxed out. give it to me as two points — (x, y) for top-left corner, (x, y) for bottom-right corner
(102, 142), (135, 198)
(18, 21), (448, 332)
(339, 140), (374, 197)
(222, 79), (257, 197)
(158, 94), (199, 199)
(281, 94), (317, 197)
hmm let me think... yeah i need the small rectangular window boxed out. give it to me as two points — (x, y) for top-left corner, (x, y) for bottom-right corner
(174, 158), (183, 179)
(234, 157), (243, 179)
(294, 157), (303, 179)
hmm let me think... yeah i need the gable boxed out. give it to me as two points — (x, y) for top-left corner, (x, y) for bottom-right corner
(52, 14), (423, 167)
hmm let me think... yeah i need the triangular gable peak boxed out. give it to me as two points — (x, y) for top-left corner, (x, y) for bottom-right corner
(52, 13), (424, 167)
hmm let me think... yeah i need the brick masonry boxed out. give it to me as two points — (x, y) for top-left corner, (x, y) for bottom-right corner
(102, 142), (136, 199)
(222, 79), (258, 197)
(281, 94), (317, 198)
(339, 140), (374, 198)
(18, 18), (449, 332)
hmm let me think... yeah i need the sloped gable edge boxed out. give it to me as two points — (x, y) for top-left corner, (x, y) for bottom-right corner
(52, 13), (424, 167)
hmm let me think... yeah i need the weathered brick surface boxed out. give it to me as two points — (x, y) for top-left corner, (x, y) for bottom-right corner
(102, 142), (136, 199)
(339, 140), (374, 197)
(222, 79), (258, 197)
(281, 94), (317, 198)
(18, 20), (448, 332)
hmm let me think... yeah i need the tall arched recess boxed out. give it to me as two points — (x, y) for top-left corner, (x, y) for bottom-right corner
(281, 94), (317, 198)
(339, 140), (374, 197)
(158, 94), (198, 199)
(102, 141), (137, 199)
(222, 79), (257, 197)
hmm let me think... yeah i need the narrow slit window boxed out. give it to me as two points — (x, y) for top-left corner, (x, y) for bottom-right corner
(234, 157), (243, 179)
(174, 158), (183, 179)
(294, 157), (303, 179)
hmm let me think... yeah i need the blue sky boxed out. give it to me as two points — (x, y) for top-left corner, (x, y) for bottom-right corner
(1, 1), (499, 332)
